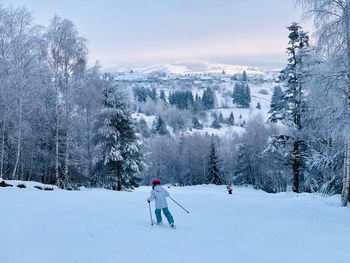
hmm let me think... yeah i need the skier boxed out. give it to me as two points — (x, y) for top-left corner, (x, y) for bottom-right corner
(227, 184), (232, 194)
(147, 178), (176, 229)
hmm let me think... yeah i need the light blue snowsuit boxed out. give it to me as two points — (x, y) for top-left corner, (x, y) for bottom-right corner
(147, 186), (174, 224)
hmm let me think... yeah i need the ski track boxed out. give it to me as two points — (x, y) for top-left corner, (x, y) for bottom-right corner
(1, 184), (349, 263)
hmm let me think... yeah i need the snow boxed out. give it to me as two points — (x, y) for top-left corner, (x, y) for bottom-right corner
(1, 182), (349, 263)
(110, 60), (279, 77)
(118, 60), (281, 139)
(132, 112), (156, 128)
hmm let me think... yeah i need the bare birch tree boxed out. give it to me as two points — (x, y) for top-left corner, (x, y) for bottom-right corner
(45, 15), (87, 188)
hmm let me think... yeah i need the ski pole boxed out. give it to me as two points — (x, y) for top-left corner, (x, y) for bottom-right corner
(169, 197), (190, 214)
(148, 202), (154, 225)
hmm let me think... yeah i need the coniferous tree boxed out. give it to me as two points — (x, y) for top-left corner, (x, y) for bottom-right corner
(150, 88), (157, 101)
(267, 23), (310, 193)
(207, 140), (223, 185)
(227, 112), (235, 126)
(169, 90), (194, 110)
(211, 113), (221, 129)
(270, 86), (284, 112)
(202, 88), (215, 110)
(194, 93), (204, 112)
(242, 71), (248, 81)
(256, 102), (261, 109)
(218, 112), (225, 123)
(233, 82), (251, 108)
(192, 117), (203, 130)
(152, 116), (169, 135)
(94, 75), (145, 191)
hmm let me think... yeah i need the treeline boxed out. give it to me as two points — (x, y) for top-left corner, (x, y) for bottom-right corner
(133, 80), (251, 113)
(0, 6), (144, 190)
(140, 117), (287, 192)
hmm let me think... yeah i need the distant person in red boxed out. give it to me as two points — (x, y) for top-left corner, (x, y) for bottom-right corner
(227, 185), (232, 194)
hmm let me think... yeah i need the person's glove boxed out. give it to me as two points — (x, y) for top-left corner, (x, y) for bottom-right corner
(147, 199), (150, 203)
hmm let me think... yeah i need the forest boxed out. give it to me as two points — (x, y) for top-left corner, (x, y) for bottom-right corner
(0, 0), (350, 207)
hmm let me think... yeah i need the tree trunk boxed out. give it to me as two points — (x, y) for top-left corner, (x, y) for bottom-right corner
(341, 9), (350, 206)
(116, 166), (121, 191)
(341, 137), (350, 206)
(86, 109), (92, 177)
(28, 140), (35, 181)
(55, 81), (60, 187)
(64, 133), (69, 189)
(292, 141), (300, 193)
(12, 96), (22, 180)
(1, 110), (7, 179)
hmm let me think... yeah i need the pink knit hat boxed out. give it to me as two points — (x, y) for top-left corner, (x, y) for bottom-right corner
(152, 178), (161, 184)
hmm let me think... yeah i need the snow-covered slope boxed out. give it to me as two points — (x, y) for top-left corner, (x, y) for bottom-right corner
(125, 61), (279, 138)
(1, 183), (349, 263)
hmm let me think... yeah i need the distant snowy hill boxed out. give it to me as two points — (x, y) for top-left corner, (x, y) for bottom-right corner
(111, 61), (281, 138)
(108, 60), (279, 77)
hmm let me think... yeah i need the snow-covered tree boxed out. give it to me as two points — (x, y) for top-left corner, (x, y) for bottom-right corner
(210, 113), (222, 129)
(45, 15), (87, 188)
(192, 117), (203, 130)
(94, 74), (145, 191)
(227, 112), (235, 126)
(152, 116), (169, 135)
(270, 86), (284, 111)
(207, 139), (223, 185)
(233, 82), (251, 108)
(242, 70), (248, 81)
(297, 0), (350, 206)
(267, 23), (310, 193)
(202, 88), (215, 110)
(136, 118), (150, 138)
(235, 117), (287, 193)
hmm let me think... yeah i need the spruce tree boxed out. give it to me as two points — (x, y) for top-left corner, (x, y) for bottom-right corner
(207, 140), (223, 185)
(227, 112), (235, 126)
(267, 23), (310, 193)
(218, 112), (225, 123)
(202, 88), (215, 110)
(242, 70), (248, 81)
(233, 82), (251, 108)
(94, 75), (145, 191)
(211, 113), (222, 129)
(192, 117), (203, 130)
(152, 116), (168, 135)
(150, 88), (157, 101)
(270, 86), (284, 113)
(194, 93), (203, 112)
(244, 84), (251, 108)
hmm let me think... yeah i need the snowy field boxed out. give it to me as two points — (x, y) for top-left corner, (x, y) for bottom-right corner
(1, 182), (349, 263)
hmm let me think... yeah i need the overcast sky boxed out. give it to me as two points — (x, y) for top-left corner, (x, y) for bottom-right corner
(1, 0), (312, 68)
